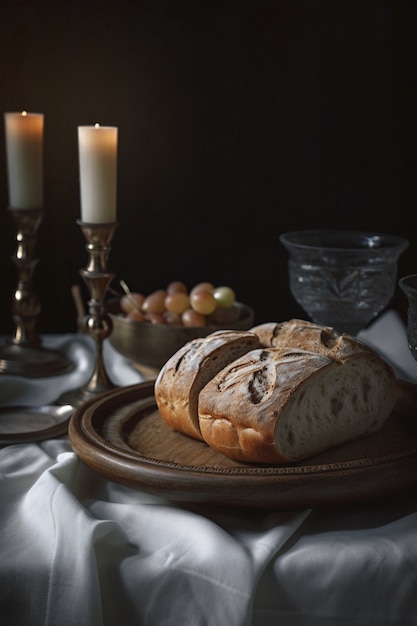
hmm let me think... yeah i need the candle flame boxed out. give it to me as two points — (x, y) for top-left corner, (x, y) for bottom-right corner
(94, 123), (100, 128)
(21, 110), (28, 116)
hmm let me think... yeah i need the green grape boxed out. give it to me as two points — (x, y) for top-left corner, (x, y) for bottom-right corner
(213, 286), (236, 308)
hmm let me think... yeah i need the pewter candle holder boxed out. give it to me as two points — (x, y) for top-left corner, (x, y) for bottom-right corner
(0, 207), (72, 377)
(58, 220), (117, 407)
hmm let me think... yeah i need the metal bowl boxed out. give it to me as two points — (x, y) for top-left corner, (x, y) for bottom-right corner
(108, 301), (255, 371)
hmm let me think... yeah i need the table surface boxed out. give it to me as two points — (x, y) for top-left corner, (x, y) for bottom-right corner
(1, 314), (417, 626)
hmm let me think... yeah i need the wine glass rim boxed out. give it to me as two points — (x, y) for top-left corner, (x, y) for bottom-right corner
(280, 229), (409, 252)
(399, 274), (417, 291)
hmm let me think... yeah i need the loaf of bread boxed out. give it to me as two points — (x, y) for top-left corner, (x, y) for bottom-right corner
(155, 319), (397, 463)
(154, 330), (261, 440)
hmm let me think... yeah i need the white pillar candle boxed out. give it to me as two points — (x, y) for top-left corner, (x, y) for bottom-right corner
(4, 111), (44, 209)
(78, 124), (118, 223)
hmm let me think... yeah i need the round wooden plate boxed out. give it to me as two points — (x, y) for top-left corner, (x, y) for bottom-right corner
(68, 380), (417, 510)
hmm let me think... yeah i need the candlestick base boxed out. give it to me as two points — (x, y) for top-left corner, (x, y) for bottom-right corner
(57, 377), (116, 409)
(0, 340), (73, 378)
(0, 207), (73, 378)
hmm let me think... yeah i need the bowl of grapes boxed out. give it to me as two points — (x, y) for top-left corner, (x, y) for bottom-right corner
(280, 230), (408, 335)
(108, 280), (255, 372)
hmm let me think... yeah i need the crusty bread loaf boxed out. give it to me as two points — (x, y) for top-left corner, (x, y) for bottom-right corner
(154, 330), (261, 440)
(198, 346), (397, 463)
(154, 319), (398, 464)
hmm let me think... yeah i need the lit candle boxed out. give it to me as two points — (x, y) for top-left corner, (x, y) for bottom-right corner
(78, 124), (118, 223)
(4, 111), (44, 209)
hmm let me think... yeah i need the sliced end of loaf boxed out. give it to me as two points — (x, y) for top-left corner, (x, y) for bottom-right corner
(275, 354), (397, 461)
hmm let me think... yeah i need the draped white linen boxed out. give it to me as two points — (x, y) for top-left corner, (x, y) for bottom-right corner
(1, 316), (417, 626)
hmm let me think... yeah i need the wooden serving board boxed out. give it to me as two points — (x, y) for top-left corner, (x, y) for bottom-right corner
(68, 380), (417, 510)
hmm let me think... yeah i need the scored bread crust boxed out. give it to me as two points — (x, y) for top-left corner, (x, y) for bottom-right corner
(198, 346), (398, 463)
(154, 330), (261, 440)
(250, 319), (371, 362)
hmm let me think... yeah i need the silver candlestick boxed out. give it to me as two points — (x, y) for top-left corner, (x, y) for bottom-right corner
(0, 207), (73, 377)
(58, 220), (117, 407)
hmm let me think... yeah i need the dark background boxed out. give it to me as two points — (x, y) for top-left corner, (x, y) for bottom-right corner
(0, 0), (416, 334)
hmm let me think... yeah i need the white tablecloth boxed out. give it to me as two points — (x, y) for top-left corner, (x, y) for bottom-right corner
(1, 316), (417, 626)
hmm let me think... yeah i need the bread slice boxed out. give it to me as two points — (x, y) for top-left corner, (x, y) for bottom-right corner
(154, 330), (261, 440)
(198, 346), (398, 463)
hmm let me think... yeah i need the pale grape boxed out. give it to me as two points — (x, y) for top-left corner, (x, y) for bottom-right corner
(166, 280), (188, 294)
(190, 289), (217, 315)
(126, 309), (145, 322)
(165, 291), (190, 314)
(213, 286), (236, 308)
(182, 308), (206, 327)
(142, 289), (167, 314)
(145, 311), (166, 324)
(120, 292), (145, 314)
(163, 310), (183, 325)
(190, 281), (214, 297)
